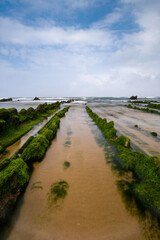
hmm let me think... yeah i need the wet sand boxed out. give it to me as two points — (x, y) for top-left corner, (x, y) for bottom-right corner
(89, 104), (160, 156)
(1, 104), (152, 240)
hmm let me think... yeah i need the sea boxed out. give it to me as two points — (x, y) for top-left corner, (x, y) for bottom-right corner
(0, 97), (160, 110)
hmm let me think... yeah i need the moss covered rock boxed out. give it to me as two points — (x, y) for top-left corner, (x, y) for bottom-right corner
(48, 122), (58, 136)
(19, 108), (27, 115)
(0, 158), (29, 224)
(0, 109), (10, 121)
(151, 132), (157, 137)
(19, 115), (29, 123)
(104, 128), (117, 139)
(106, 121), (114, 129)
(18, 136), (34, 154)
(27, 107), (34, 115)
(44, 130), (54, 141)
(0, 158), (29, 196)
(115, 135), (131, 148)
(53, 116), (60, 128)
(119, 150), (145, 170)
(8, 108), (18, 115)
(9, 114), (20, 126)
(0, 158), (11, 171)
(21, 135), (49, 163)
(0, 145), (4, 154)
(36, 103), (47, 113)
(0, 120), (6, 132)
(56, 109), (68, 118)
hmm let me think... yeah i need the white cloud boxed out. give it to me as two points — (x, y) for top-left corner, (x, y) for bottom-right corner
(0, 0), (160, 97)
(92, 10), (123, 29)
(0, 17), (113, 48)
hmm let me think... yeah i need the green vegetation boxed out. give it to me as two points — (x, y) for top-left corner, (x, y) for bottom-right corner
(151, 132), (158, 137)
(86, 106), (160, 218)
(0, 158), (10, 171)
(20, 107), (70, 164)
(44, 129), (54, 141)
(0, 145), (4, 154)
(18, 108), (69, 164)
(86, 106), (116, 142)
(21, 135), (49, 164)
(18, 136), (34, 154)
(0, 122), (35, 148)
(115, 135), (130, 148)
(148, 103), (160, 110)
(0, 158), (29, 196)
(0, 102), (61, 151)
(48, 180), (69, 203)
(0, 120), (6, 132)
(126, 104), (160, 115)
(0, 158), (29, 224)
(0, 106), (70, 224)
(39, 113), (61, 134)
(134, 124), (138, 128)
(64, 161), (70, 168)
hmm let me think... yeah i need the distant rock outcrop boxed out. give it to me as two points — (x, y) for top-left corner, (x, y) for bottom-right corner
(33, 97), (40, 100)
(61, 99), (74, 104)
(0, 98), (12, 102)
(130, 96), (137, 100)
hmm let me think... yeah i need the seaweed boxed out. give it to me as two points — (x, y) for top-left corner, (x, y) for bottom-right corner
(21, 135), (49, 163)
(115, 135), (130, 148)
(0, 158), (29, 196)
(44, 129), (54, 141)
(126, 104), (160, 115)
(18, 136), (34, 154)
(64, 161), (70, 168)
(0, 106), (70, 225)
(48, 180), (69, 204)
(0, 145), (4, 154)
(0, 120), (6, 132)
(151, 132), (158, 137)
(0, 158), (11, 171)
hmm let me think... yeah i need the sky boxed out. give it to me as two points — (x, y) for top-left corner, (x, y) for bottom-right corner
(0, 0), (160, 97)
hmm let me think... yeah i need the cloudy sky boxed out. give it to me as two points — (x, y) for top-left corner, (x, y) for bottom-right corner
(0, 0), (160, 97)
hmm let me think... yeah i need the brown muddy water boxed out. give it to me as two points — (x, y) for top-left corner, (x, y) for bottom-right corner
(1, 104), (160, 240)
(89, 104), (160, 156)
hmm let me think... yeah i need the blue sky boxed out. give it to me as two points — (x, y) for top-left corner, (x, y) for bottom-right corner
(0, 0), (160, 97)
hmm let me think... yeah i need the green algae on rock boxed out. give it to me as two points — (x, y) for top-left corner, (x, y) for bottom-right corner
(64, 161), (70, 168)
(0, 158), (29, 224)
(0, 102), (61, 152)
(86, 106), (160, 219)
(0, 106), (70, 225)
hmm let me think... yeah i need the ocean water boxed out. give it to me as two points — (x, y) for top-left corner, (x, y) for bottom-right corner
(0, 96), (159, 110)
